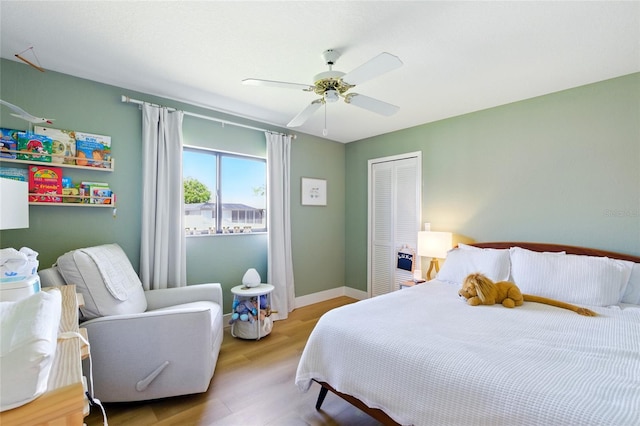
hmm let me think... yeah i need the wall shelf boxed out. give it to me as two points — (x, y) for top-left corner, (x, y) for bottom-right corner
(0, 157), (114, 172)
(29, 202), (115, 208)
(30, 193), (115, 206)
(1, 156), (116, 209)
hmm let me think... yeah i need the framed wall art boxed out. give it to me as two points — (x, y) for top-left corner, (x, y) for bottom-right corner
(301, 177), (327, 206)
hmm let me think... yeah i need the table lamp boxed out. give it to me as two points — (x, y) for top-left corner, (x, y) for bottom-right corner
(0, 178), (29, 230)
(417, 230), (452, 280)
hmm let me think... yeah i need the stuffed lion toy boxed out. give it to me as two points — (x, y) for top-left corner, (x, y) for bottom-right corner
(459, 273), (596, 316)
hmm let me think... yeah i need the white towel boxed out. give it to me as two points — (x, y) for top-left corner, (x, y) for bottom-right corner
(0, 289), (62, 411)
(80, 245), (132, 301)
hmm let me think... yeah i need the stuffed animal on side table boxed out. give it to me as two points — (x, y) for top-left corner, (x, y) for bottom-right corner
(229, 299), (258, 324)
(458, 273), (596, 316)
(254, 294), (276, 319)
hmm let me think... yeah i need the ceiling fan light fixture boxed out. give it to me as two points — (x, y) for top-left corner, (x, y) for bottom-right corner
(324, 89), (339, 103)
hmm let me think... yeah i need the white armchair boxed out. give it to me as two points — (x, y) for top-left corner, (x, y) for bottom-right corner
(39, 244), (223, 403)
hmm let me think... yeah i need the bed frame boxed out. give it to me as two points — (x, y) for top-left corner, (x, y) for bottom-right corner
(312, 242), (640, 425)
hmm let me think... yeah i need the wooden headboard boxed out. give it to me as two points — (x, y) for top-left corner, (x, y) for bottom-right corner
(468, 242), (640, 263)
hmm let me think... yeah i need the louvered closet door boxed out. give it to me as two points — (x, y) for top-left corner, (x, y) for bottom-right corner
(371, 161), (394, 297)
(369, 155), (420, 297)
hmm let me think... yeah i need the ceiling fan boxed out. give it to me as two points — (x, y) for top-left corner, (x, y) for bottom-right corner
(242, 49), (403, 128)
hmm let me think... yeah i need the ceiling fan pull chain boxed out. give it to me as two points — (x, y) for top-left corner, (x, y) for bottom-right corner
(323, 102), (328, 136)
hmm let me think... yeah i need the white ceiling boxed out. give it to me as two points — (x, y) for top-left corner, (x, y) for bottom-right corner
(1, 1), (639, 143)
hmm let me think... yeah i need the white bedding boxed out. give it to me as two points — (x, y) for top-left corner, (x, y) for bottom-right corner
(295, 281), (640, 425)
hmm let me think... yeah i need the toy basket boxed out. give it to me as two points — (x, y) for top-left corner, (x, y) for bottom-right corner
(232, 316), (273, 340)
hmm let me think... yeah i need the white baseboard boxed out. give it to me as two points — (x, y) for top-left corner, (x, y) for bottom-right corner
(224, 286), (368, 327)
(343, 286), (369, 301)
(294, 285), (368, 309)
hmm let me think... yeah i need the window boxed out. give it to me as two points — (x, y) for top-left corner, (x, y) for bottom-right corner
(183, 147), (266, 235)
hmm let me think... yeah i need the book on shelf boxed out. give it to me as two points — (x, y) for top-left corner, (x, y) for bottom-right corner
(90, 185), (112, 204)
(28, 165), (63, 203)
(34, 126), (77, 165)
(78, 181), (110, 204)
(17, 132), (52, 163)
(75, 132), (111, 168)
(0, 166), (28, 181)
(0, 128), (20, 159)
(62, 187), (81, 203)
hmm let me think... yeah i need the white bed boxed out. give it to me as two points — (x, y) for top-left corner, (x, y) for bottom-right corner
(295, 243), (640, 425)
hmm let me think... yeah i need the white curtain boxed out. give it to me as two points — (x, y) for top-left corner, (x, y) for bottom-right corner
(266, 132), (295, 320)
(140, 104), (186, 290)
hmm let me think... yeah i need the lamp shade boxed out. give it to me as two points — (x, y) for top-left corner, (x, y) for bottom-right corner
(417, 231), (452, 259)
(0, 178), (29, 230)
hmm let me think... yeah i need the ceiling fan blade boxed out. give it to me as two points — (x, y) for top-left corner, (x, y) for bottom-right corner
(287, 99), (323, 127)
(341, 52), (403, 86)
(344, 93), (399, 116)
(242, 78), (313, 91)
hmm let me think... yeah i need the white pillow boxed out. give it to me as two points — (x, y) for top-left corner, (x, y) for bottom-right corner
(510, 247), (633, 306)
(459, 243), (566, 256)
(457, 243), (482, 250)
(621, 263), (640, 305)
(436, 247), (511, 285)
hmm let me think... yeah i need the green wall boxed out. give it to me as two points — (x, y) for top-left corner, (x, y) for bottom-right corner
(2, 58), (637, 305)
(345, 73), (640, 291)
(0, 59), (346, 312)
(291, 135), (346, 297)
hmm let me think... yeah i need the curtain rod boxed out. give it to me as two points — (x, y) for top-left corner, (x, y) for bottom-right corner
(120, 95), (294, 138)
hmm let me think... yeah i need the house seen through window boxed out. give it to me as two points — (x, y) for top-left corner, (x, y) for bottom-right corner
(183, 147), (266, 235)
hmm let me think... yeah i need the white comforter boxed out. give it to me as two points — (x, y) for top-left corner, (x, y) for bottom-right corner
(295, 281), (640, 426)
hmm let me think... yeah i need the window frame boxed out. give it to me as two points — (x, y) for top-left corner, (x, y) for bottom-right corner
(183, 145), (267, 235)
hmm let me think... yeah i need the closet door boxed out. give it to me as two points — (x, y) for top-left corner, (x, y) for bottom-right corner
(368, 153), (421, 297)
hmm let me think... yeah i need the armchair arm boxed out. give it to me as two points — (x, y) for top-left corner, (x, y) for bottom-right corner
(144, 283), (222, 310)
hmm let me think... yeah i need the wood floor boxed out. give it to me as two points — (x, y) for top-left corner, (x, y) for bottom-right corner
(84, 296), (384, 426)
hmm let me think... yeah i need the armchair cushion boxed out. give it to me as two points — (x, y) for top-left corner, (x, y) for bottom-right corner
(55, 244), (146, 320)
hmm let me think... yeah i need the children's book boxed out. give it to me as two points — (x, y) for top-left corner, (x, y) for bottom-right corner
(80, 181), (108, 203)
(0, 128), (20, 159)
(75, 132), (111, 168)
(91, 186), (112, 204)
(0, 166), (28, 181)
(17, 132), (52, 162)
(28, 165), (62, 203)
(34, 126), (77, 165)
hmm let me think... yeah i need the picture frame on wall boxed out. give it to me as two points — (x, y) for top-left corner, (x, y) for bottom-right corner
(301, 177), (327, 206)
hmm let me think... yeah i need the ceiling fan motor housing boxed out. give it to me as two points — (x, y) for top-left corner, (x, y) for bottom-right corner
(313, 70), (352, 97)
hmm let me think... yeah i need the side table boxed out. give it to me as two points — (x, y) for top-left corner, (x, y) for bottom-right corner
(230, 283), (274, 340)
